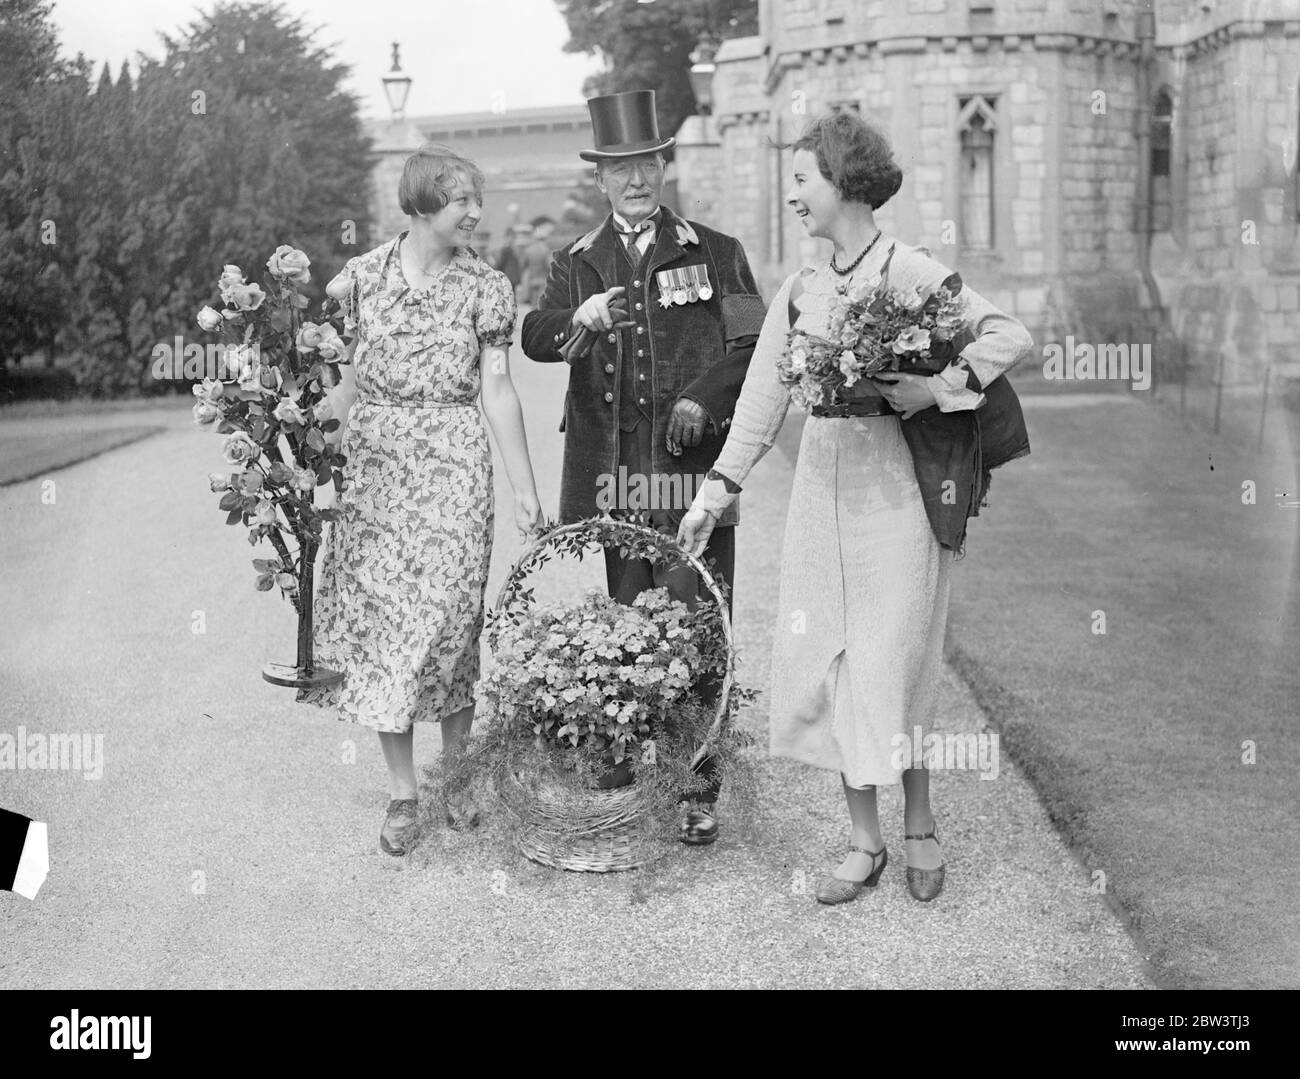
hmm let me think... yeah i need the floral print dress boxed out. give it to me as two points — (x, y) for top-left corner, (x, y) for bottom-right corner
(297, 235), (516, 733)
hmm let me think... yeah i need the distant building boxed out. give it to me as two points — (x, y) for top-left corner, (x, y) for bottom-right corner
(366, 104), (598, 257)
(675, 0), (1300, 411)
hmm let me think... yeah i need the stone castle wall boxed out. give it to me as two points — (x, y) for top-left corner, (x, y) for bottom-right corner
(678, 0), (1300, 407)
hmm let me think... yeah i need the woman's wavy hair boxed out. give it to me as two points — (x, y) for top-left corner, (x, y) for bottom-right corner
(399, 143), (485, 217)
(787, 112), (903, 210)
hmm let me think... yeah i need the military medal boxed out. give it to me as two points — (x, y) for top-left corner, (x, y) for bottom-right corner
(688, 264), (709, 303)
(657, 265), (714, 307)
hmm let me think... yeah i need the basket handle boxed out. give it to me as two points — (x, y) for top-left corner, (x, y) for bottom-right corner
(491, 517), (734, 771)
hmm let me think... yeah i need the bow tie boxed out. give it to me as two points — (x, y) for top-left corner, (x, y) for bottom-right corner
(614, 216), (657, 240)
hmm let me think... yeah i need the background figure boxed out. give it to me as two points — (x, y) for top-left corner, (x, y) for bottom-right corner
(521, 90), (766, 845)
(495, 226), (524, 296)
(521, 215), (557, 306)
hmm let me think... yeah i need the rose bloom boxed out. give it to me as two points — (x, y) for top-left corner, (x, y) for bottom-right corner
(267, 461), (295, 485)
(217, 264), (244, 291)
(251, 499), (278, 527)
(221, 430), (259, 465)
(208, 472), (231, 492)
(234, 351), (263, 392)
(297, 322), (326, 351)
(315, 328), (347, 362)
(196, 306), (223, 332)
(266, 245), (311, 285)
(274, 398), (307, 425)
(891, 326), (932, 354)
(275, 571), (297, 592)
(192, 401), (220, 425)
(192, 377), (223, 402)
(293, 468), (317, 493)
(223, 282), (266, 312)
(236, 470), (263, 494)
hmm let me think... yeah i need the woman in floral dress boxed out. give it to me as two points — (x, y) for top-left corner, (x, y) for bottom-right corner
(679, 113), (1033, 904)
(299, 144), (541, 855)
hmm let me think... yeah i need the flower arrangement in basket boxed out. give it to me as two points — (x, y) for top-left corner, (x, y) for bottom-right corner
(464, 516), (754, 873)
(190, 245), (352, 688)
(778, 253), (976, 411)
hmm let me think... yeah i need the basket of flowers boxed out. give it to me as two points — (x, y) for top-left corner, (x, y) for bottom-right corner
(473, 516), (746, 872)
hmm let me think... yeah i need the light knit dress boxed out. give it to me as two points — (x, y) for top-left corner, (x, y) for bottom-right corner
(692, 236), (1031, 787)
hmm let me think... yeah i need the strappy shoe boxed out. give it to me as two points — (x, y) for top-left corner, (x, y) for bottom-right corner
(904, 824), (945, 901)
(379, 798), (420, 856)
(815, 843), (888, 905)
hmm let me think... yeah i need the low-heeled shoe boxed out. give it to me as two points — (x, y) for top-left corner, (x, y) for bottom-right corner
(815, 844), (888, 905)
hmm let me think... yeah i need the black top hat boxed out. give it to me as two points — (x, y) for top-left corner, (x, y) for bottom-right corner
(579, 90), (676, 162)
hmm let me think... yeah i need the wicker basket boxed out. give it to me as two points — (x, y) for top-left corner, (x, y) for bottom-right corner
(489, 518), (735, 872)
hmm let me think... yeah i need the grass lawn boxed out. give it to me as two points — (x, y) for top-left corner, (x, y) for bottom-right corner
(0, 425), (165, 485)
(946, 397), (1299, 988)
(0, 395), (190, 420)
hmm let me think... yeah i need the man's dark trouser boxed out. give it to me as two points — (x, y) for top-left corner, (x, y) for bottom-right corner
(601, 417), (735, 805)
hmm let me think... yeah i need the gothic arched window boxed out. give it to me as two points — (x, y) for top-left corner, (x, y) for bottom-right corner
(1151, 88), (1173, 233)
(958, 95), (997, 250)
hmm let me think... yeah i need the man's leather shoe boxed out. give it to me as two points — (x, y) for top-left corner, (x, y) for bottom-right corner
(680, 805), (719, 846)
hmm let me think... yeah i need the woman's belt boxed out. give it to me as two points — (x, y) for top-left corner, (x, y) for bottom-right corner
(810, 396), (895, 418)
(356, 397), (475, 409)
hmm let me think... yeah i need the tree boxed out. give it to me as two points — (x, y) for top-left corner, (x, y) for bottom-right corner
(124, 2), (374, 395)
(0, 0), (77, 98)
(2, 1), (375, 395)
(555, 0), (758, 153)
(0, 0), (88, 369)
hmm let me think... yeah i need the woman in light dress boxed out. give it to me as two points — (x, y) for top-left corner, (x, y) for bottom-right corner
(299, 145), (541, 855)
(679, 113), (1032, 904)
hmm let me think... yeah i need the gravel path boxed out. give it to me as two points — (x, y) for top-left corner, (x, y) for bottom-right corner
(0, 338), (1153, 989)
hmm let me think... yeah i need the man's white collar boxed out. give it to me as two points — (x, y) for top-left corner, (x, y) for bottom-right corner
(570, 211), (699, 254)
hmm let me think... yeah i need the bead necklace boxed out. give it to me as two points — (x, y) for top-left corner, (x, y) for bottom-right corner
(829, 229), (882, 275)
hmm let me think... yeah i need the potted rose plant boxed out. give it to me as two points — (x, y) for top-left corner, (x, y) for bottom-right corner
(191, 245), (352, 688)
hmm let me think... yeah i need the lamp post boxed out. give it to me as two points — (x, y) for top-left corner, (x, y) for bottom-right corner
(689, 36), (719, 117)
(382, 42), (412, 120)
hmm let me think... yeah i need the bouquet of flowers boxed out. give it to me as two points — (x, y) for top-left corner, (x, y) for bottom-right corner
(477, 586), (723, 768)
(777, 266), (974, 411)
(191, 245), (350, 604)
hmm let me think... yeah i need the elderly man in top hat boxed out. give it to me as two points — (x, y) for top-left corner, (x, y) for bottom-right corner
(521, 90), (765, 846)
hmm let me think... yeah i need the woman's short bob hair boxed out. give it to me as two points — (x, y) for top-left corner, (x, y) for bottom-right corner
(789, 112), (903, 210)
(398, 143), (485, 217)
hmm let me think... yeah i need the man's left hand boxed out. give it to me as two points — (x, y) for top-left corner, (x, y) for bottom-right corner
(666, 397), (709, 455)
(870, 373), (938, 420)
